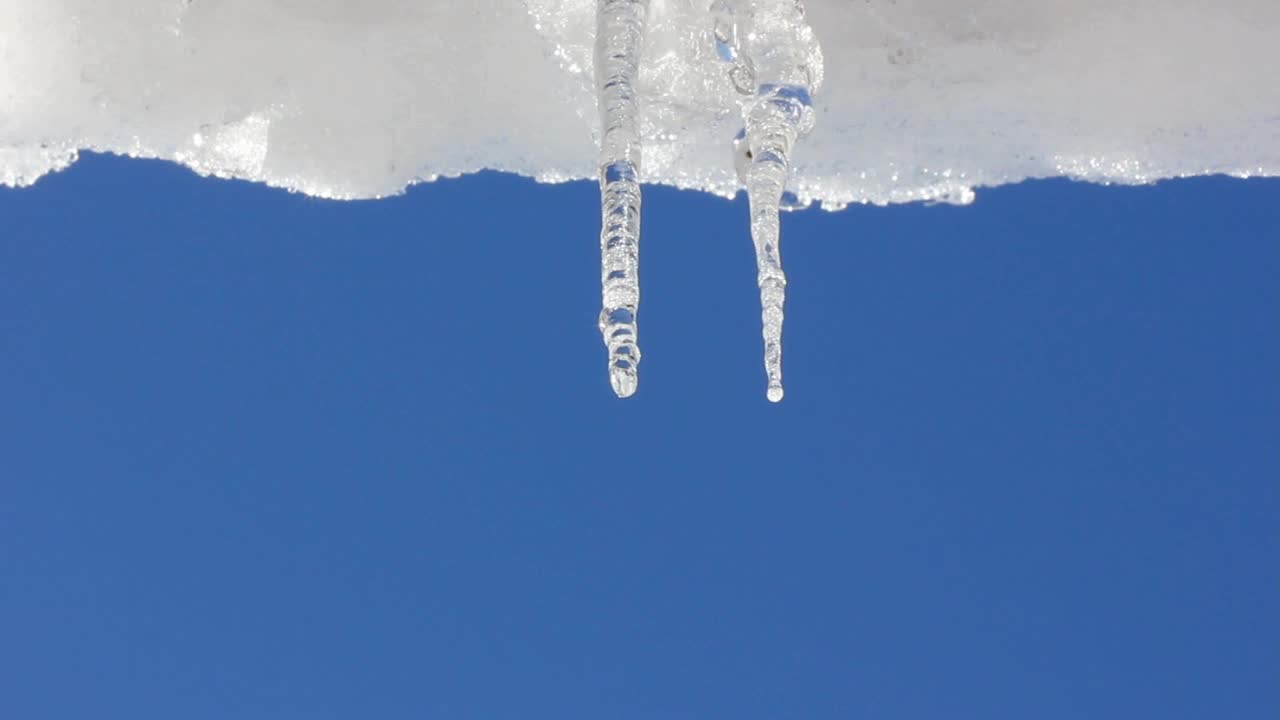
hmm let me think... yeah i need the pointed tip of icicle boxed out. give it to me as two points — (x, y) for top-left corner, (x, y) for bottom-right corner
(610, 365), (638, 398)
(767, 385), (785, 403)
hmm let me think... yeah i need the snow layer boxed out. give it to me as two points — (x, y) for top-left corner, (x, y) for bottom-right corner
(3, 0), (1279, 207)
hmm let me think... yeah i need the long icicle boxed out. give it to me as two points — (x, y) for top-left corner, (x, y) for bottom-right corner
(718, 0), (821, 402)
(596, 0), (650, 398)
(746, 124), (792, 403)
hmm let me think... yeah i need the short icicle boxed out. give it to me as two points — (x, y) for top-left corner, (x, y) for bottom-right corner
(596, 0), (650, 398)
(716, 0), (822, 402)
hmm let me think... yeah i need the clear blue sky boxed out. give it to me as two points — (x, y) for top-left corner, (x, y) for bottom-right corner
(2, 153), (1277, 719)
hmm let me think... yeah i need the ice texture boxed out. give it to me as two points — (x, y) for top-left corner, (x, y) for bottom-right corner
(595, 0), (650, 398)
(714, 0), (824, 401)
(3, 1), (1279, 205)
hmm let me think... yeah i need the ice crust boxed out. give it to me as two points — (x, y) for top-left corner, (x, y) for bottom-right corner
(3, 0), (1279, 207)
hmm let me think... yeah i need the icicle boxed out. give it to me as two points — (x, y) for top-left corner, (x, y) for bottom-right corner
(596, 0), (650, 398)
(715, 0), (822, 402)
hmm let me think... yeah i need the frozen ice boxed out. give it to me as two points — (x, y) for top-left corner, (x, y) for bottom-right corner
(3, 0), (1278, 204)
(595, 0), (649, 398)
(4, 0), (1279, 401)
(715, 0), (823, 401)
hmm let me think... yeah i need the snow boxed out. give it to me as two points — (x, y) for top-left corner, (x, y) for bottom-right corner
(3, 0), (1278, 207)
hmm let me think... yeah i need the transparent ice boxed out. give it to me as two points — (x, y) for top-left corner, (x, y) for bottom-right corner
(3, 0), (1279, 399)
(714, 0), (823, 401)
(595, 0), (649, 398)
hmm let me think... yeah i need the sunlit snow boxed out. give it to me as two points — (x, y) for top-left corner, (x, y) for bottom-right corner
(4, 0), (1277, 204)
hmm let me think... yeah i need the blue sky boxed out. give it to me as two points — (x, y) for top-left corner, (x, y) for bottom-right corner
(2, 153), (1277, 719)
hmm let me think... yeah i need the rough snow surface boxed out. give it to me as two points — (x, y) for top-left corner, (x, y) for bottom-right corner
(3, 0), (1279, 207)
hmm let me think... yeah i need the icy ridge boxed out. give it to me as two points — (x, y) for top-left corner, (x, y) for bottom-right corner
(2, 0), (1279, 207)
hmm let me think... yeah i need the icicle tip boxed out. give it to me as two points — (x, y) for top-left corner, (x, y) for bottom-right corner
(610, 363), (638, 398)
